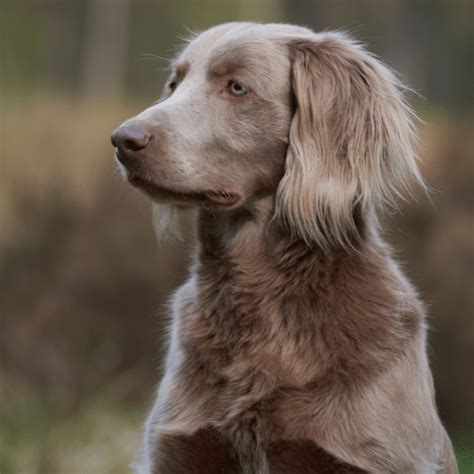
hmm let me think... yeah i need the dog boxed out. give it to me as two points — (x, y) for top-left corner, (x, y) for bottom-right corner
(112, 22), (457, 474)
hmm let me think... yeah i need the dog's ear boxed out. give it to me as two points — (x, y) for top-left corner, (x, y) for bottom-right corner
(275, 32), (424, 251)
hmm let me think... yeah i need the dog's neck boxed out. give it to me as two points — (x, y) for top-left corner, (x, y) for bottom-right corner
(196, 194), (373, 278)
(191, 194), (414, 391)
(190, 193), (410, 389)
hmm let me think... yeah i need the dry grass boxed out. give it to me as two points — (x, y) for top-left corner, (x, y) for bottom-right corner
(2, 97), (137, 243)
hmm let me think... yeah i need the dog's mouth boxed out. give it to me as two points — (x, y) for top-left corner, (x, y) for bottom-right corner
(128, 175), (240, 208)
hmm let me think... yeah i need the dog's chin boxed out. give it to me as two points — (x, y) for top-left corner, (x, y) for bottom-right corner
(128, 174), (241, 209)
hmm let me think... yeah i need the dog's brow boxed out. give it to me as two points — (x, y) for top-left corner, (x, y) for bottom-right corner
(208, 49), (253, 78)
(209, 61), (249, 79)
(170, 60), (190, 79)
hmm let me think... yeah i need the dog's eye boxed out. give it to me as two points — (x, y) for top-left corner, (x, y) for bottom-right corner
(168, 80), (178, 92)
(228, 80), (248, 97)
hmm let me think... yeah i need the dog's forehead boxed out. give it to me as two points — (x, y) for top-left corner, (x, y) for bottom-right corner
(176, 23), (297, 78)
(180, 25), (270, 67)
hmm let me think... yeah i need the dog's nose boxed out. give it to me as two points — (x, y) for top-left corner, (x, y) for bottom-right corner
(111, 125), (152, 155)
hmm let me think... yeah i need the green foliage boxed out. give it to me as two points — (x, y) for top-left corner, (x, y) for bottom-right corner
(455, 435), (474, 474)
(0, 378), (144, 473)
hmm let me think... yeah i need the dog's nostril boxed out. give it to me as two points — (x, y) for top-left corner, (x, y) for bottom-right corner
(123, 136), (151, 152)
(111, 125), (152, 154)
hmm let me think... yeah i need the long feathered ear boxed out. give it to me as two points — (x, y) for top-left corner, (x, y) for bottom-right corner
(275, 32), (424, 251)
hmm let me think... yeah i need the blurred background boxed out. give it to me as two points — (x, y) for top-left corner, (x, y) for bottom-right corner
(1, 0), (472, 472)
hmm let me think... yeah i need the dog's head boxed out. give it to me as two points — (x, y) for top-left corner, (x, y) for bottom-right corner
(112, 22), (422, 250)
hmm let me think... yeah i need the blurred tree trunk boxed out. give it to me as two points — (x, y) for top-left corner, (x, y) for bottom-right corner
(81, 0), (130, 98)
(41, 1), (85, 92)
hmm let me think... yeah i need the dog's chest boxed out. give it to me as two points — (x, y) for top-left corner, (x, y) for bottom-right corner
(170, 266), (404, 437)
(173, 280), (326, 432)
(183, 275), (320, 382)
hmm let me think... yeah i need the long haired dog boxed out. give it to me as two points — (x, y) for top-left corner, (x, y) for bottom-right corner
(112, 22), (457, 474)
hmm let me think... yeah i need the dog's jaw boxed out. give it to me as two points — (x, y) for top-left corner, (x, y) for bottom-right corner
(128, 174), (241, 209)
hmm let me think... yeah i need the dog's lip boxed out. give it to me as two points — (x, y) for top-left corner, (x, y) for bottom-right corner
(128, 174), (240, 207)
(203, 190), (240, 206)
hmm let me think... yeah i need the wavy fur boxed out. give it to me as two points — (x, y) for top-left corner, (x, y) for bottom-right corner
(275, 32), (425, 251)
